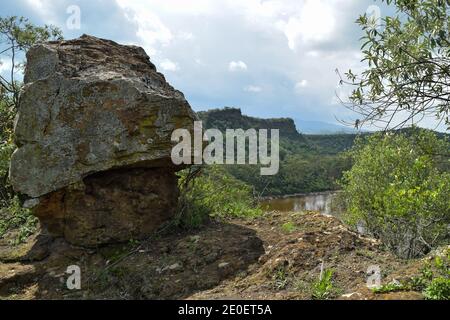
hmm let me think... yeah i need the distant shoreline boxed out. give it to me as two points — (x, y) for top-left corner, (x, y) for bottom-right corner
(259, 190), (340, 201)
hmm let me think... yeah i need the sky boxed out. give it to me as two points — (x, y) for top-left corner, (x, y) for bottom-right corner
(1, 0), (443, 131)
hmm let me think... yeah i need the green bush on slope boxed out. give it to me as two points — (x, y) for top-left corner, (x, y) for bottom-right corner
(176, 165), (262, 228)
(340, 129), (450, 259)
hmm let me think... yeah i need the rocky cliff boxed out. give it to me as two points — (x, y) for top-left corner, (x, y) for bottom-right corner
(9, 35), (196, 246)
(197, 107), (304, 140)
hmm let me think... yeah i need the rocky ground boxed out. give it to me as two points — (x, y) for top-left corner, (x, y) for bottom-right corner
(0, 211), (429, 300)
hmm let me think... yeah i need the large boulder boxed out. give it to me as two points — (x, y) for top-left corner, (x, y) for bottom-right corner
(9, 35), (196, 246)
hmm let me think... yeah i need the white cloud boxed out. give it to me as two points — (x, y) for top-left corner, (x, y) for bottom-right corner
(295, 80), (308, 90)
(0, 59), (12, 74)
(178, 31), (194, 40)
(229, 60), (248, 72)
(24, 0), (59, 23)
(116, 0), (215, 16)
(306, 50), (320, 57)
(277, 1), (336, 51)
(26, 0), (45, 13)
(116, 0), (173, 56)
(159, 58), (179, 72)
(195, 58), (206, 66)
(244, 85), (262, 93)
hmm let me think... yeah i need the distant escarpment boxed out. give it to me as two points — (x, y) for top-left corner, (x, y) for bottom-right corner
(9, 35), (197, 247)
(197, 107), (305, 141)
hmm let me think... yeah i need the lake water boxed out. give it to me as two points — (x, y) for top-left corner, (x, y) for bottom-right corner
(261, 192), (367, 233)
(260, 192), (341, 217)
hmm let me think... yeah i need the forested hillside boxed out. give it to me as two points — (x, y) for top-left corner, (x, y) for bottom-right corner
(197, 108), (357, 196)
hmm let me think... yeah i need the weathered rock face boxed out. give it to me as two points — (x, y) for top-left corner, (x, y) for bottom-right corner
(11, 34), (196, 198)
(9, 35), (196, 246)
(34, 168), (179, 247)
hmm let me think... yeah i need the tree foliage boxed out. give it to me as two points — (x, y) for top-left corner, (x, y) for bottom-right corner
(176, 165), (262, 228)
(340, 0), (450, 130)
(0, 16), (62, 109)
(340, 128), (450, 258)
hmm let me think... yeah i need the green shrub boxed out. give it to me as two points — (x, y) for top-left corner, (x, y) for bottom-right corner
(0, 97), (16, 207)
(339, 129), (450, 259)
(0, 141), (14, 179)
(0, 142), (14, 207)
(311, 268), (335, 300)
(272, 266), (289, 290)
(281, 222), (296, 233)
(0, 196), (38, 245)
(372, 282), (406, 294)
(176, 165), (262, 228)
(423, 277), (450, 300)
(422, 251), (450, 300)
(372, 249), (450, 299)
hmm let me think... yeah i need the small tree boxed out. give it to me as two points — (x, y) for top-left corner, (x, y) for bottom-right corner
(0, 16), (62, 109)
(340, 129), (450, 259)
(340, 0), (450, 130)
